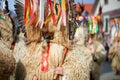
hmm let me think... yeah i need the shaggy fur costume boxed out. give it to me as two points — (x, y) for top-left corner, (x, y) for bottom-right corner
(14, 40), (90, 80)
(109, 42), (120, 72)
(0, 12), (15, 80)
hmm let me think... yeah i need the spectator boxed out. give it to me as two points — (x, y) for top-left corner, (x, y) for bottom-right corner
(105, 43), (109, 61)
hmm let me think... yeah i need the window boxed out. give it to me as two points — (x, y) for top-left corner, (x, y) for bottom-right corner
(105, 18), (108, 32)
(105, 0), (108, 5)
(104, 16), (109, 34)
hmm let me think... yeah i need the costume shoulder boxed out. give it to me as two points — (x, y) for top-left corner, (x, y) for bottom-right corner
(93, 41), (106, 63)
(109, 42), (118, 59)
(94, 41), (105, 52)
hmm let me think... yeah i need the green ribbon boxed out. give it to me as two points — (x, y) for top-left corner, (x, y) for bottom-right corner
(0, 15), (5, 21)
(59, 0), (62, 6)
(88, 17), (92, 33)
(95, 23), (99, 34)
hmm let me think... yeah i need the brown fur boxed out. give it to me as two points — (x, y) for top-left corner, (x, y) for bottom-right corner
(0, 12), (15, 80)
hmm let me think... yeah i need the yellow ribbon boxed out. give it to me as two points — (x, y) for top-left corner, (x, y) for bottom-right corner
(44, 12), (53, 25)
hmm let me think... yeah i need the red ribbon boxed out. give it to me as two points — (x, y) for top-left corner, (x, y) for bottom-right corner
(41, 55), (49, 72)
(11, 45), (14, 49)
(63, 48), (68, 54)
(47, 0), (56, 26)
(24, 0), (30, 24)
(41, 42), (50, 72)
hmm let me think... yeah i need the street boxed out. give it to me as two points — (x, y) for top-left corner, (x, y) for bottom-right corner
(100, 61), (120, 80)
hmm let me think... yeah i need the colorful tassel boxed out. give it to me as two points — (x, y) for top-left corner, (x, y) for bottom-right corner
(47, 0), (56, 26)
(61, 0), (66, 26)
(0, 15), (5, 21)
(118, 21), (120, 38)
(88, 16), (92, 33)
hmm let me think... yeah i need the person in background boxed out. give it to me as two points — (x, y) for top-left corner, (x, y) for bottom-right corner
(87, 34), (106, 80)
(105, 43), (109, 61)
(109, 38), (120, 75)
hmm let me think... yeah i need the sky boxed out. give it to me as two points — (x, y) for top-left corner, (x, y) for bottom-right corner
(8, 0), (15, 11)
(74, 0), (95, 3)
(0, 0), (15, 15)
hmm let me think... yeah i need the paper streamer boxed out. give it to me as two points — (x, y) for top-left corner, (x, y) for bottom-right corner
(88, 17), (92, 33)
(118, 21), (120, 37)
(47, 0), (56, 26)
(40, 0), (46, 28)
(61, 0), (66, 26)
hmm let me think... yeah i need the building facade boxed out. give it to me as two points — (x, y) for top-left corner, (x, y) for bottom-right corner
(92, 0), (120, 46)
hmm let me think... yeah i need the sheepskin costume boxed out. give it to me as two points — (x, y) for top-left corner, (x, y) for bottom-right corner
(109, 41), (120, 72)
(73, 25), (93, 71)
(14, 41), (90, 80)
(13, 0), (90, 79)
(0, 12), (15, 80)
(87, 40), (106, 80)
(14, 22), (90, 80)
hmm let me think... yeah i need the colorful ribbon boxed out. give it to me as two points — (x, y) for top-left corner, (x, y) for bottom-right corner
(41, 42), (50, 72)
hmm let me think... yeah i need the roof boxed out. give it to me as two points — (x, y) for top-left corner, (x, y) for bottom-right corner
(84, 4), (94, 15)
(75, 3), (94, 15)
